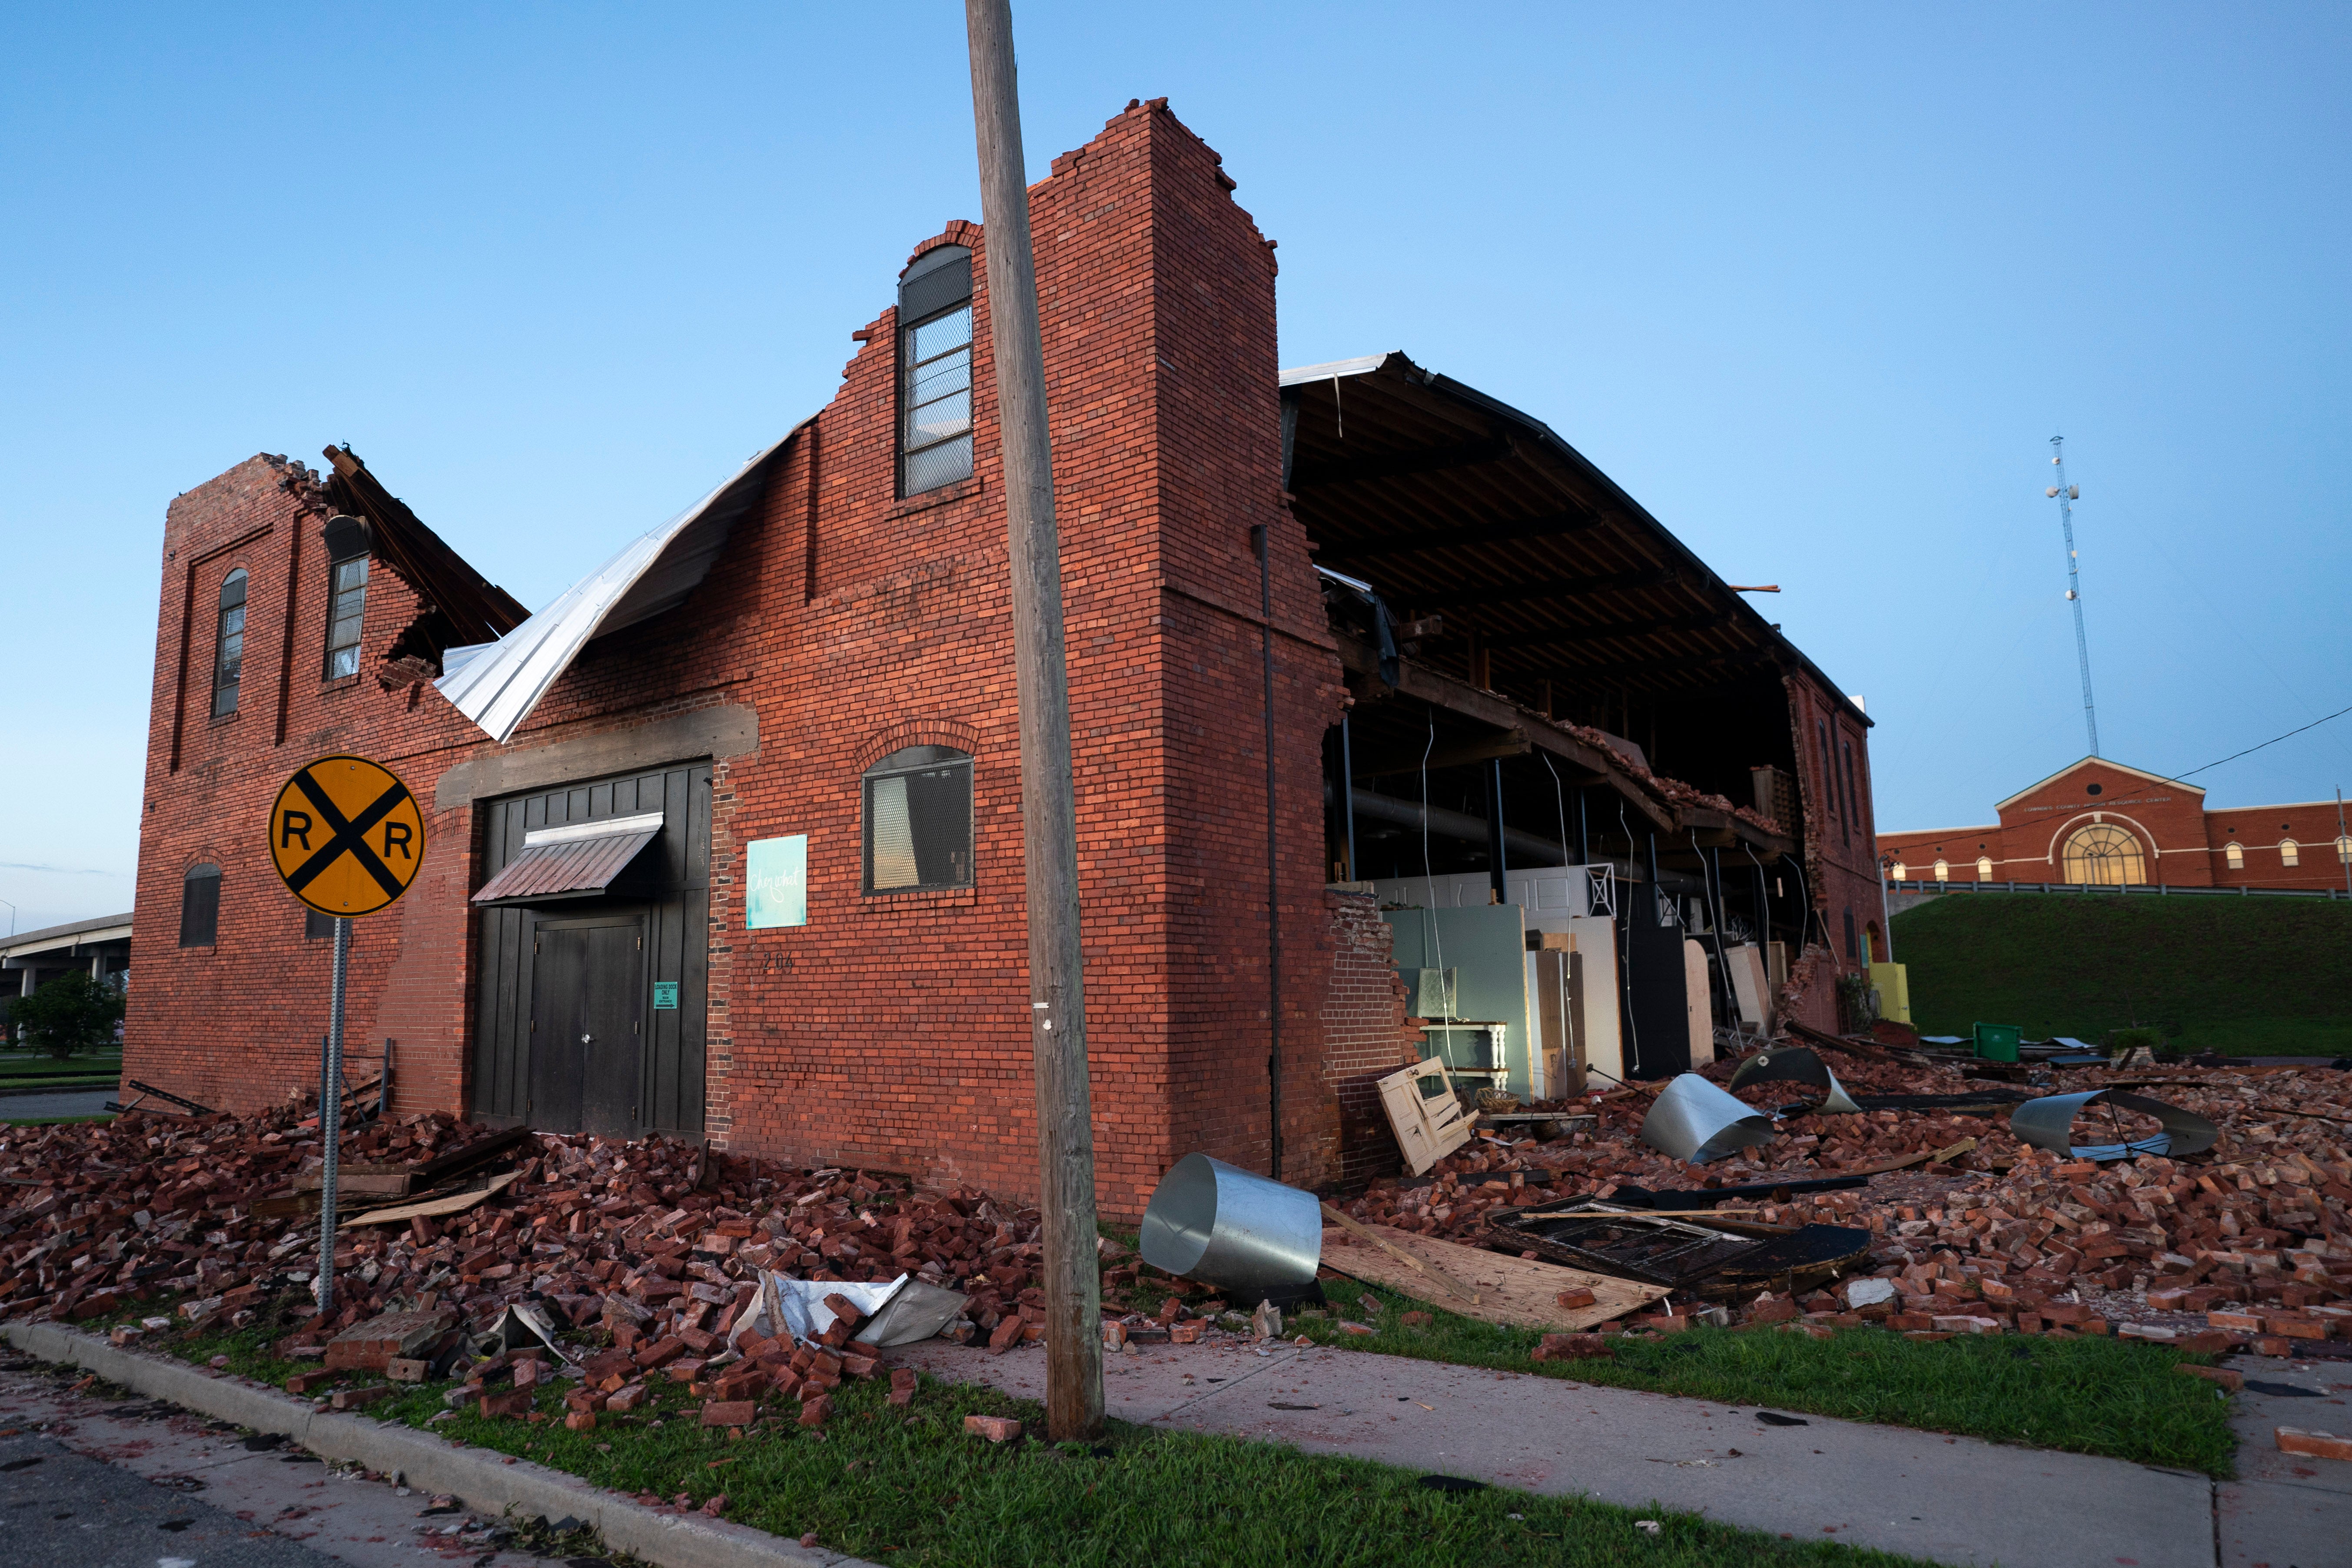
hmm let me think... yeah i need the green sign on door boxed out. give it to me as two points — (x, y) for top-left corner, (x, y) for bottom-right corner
(652, 981), (679, 1010)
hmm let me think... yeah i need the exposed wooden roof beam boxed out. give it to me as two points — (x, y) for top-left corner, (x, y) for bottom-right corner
(1310, 506), (1603, 561)
(1290, 435), (1513, 489)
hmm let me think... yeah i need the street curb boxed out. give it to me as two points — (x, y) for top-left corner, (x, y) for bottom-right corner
(2, 1319), (881, 1568)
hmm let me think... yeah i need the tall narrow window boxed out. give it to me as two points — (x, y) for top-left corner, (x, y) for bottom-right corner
(1933, 859), (1949, 882)
(2279, 839), (2301, 867)
(897, 245), (974, 496)
(2224, 841), (2244, 871)
(211, 569), (248, 717)
(2336, 835), (2351, 865)
(1890, 860), (1907, 880)
(862, 745), (973, 892)
(1816, 721), (1838, 821)
(1976, 856), (1994, 880)
(179, 864), (221, 947)
(324, 555), (368, 679)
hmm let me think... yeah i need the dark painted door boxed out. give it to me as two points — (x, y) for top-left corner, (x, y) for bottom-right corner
(529, 915), (644, 1136)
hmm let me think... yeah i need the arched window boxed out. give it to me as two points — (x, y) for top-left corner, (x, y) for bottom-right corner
(2224, 841), (2244, 871)
(1890, 860), (1907, 881)
(2279, 840), (2300, 867)
(863, 745), (973, 892)
(212, 569), (248, 718)
(179, 864), (221, 947)
(2062, 824), (2145, 885)
(1932, 859), (1949, 882)
(1976, 856), (1994, 880)
(2337, 835), (2352, 865)
(898, 245), (975, 496)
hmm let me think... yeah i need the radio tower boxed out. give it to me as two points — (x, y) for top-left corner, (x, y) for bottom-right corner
(2047, 435), (2099, 757)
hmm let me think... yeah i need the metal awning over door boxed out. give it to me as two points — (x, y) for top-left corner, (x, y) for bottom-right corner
(472, 811), (663, 907)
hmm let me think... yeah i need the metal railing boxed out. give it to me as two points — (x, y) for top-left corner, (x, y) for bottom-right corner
(1884, 878), (2349, 901)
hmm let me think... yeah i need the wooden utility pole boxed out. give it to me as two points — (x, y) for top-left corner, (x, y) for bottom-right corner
(963, 0), (1104, 1442)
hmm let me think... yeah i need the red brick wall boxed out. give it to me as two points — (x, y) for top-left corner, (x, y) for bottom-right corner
(126, 455), (488, 1116)
(126, 102), (1420, 1214)
(1783, 670), (1880, 1030)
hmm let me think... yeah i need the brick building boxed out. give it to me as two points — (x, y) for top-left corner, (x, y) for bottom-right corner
(124, 100), (1878, 1211)
(1877, 756), (2352, 893)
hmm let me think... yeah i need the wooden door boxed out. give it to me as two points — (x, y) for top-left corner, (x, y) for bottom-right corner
(528, 915), (644, 1136)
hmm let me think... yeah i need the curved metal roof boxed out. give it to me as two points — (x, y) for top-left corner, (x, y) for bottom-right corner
(1279, 352), (1866, 729)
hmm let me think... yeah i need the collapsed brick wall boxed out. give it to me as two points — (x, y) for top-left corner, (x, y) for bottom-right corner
(1781, 669), (1881, 1034)
(1314, 890), (1423, 1188)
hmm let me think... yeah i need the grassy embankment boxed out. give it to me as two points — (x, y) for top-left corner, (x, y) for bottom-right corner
(1890, 891), (2352, 1055)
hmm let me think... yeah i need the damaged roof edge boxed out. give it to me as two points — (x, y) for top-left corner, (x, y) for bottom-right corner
(1276, 352), (1871, 731)
(435, 418), (814, 745)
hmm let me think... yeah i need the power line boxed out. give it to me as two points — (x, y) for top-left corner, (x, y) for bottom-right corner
(2176, 702), (2352, 779)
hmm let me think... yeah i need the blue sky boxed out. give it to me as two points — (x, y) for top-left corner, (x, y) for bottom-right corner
(3, 3), (2348, 932)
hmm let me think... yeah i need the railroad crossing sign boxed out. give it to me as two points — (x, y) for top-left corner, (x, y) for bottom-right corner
(269, 754), (426, 917)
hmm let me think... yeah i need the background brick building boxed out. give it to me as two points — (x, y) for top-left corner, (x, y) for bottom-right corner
(1879, 757), (2352, 893)
(125, 100), (1878, 1210)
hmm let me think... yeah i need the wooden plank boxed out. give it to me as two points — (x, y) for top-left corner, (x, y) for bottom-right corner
(1319, 1203), (1480, 1303)
(340, 1171), (518, 1229)
(1321, 1221), (1666, 1331)
(1840, 1136), (1976, 1177)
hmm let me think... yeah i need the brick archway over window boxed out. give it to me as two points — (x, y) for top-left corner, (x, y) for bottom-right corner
(854, 719), (983, 773)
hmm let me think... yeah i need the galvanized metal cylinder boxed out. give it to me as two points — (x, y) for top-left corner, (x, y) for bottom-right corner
(1138, 1153), (1321, 1300)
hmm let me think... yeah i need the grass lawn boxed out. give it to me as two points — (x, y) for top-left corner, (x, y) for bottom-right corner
(56, 1289), (1945, 1568)
(0, 1050), (121, 1085)
(1890, 893), (2352, 1054)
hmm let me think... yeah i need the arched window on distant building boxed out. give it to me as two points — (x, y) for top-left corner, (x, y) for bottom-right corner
(1932, 859), (1949, 883)
(1976, 856), (1994, 880)
(2279, 839), (2300, 867)
(2224, 841), (2245, 871)
(2062, 824), (2145, 885)
(2337, 835), (2352, 866)
(1890, 860), (1907, 881)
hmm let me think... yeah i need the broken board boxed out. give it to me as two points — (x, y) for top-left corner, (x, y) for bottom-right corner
(1320, 1221), (1664, 1331)
(340, 1170), (520, 1229)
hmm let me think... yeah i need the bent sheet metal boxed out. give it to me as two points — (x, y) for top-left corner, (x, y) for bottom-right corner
(2007, 1089), (2219, 1161)
(1641, 1073), (1778, 1163)
(1725, 1046), (1862, 1115)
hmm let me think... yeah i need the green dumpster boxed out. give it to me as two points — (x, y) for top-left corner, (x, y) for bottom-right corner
(1973, 1022), (2022, 1063)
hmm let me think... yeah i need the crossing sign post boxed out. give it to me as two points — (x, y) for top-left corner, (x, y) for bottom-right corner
(268, 756), (425, 1311)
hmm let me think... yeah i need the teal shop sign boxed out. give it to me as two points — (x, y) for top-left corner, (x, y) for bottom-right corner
(652, 981), (679, 1010)
(746, 834), (809, 929)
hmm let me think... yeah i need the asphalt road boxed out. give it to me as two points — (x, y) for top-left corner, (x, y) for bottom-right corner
(0, 1088), (115, 1120)
(0, 1427), (334, 1568)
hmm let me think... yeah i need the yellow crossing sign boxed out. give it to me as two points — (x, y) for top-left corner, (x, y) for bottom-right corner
(269, 754), (426, 918)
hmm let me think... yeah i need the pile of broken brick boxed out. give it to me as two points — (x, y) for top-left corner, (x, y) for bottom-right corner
(1342, 1049), (2351, 1352)
(0, 1106), (1072, 1372)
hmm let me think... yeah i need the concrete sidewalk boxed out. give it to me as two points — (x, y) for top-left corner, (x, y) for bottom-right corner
(900, 1337), (2346, 1568)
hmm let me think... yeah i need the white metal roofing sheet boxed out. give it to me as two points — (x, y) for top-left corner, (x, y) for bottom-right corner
(435, 420), (810, 744)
